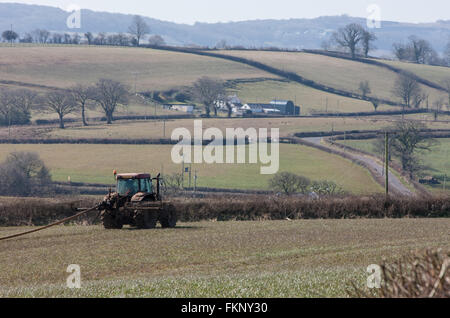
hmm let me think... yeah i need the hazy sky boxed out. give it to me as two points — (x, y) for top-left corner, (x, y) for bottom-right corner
(2, 0), (449, 24)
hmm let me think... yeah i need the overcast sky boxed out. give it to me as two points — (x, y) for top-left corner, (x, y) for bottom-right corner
(2, 0), (449, 24)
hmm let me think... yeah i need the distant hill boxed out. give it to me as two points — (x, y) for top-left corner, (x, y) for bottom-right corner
(1, 2), (450, 54)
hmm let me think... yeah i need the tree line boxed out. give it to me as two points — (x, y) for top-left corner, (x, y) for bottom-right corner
(1, 15), (166, 47)
(322, 23), (450, 67)
(0, 79), (130, 129)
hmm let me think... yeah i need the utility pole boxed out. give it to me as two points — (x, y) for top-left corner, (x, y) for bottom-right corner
(385, 132), (389, 197)
(163, 117), (166, 138)
(189, 163), (192, 189)
(194, 170), (197, 195)
(181, 155), (185, 189)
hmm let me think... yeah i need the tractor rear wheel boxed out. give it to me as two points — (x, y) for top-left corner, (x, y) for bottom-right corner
(102, 211), (123, 229)
(134, 211), (157, 229)
(159, 204), (177, 228)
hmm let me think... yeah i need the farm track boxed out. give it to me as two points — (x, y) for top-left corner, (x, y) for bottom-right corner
(302, 137), (414, 196)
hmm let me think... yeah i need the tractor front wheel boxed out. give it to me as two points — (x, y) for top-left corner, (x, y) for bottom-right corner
(134, 211), (157, 229)
(102, 211), (123, 229)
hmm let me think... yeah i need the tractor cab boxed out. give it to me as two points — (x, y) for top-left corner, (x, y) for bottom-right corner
(116, 173), (153, 197)
(99, 171), (174, 229)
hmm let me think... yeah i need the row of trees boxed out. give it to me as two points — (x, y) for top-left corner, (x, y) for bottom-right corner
(356, 74), (450, 116)
(1, 15), (165, 47)
(0, 79), (130, 129)
(321, 23), (450, 67)
(393, 36), (450, 66)
(268, 172), (345, 196)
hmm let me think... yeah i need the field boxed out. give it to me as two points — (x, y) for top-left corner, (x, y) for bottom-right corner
(338, 138), (450, 193)
(0, 218), (448, 297)
(0, 46), (277, 91)
(0, 143), (382, 193)
(1, 45), (449, 122)
(39, 115), (450, 141)
(377, 59), (450, 87)
(231, 80), (398, 115)
(217, 50), (447, 103)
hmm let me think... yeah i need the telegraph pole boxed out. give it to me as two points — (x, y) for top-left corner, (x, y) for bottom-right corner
(385, 132), (389, 197)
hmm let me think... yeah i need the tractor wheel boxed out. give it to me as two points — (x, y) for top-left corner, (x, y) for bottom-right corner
(134, 211), (157, 229)
(159, 204), (177, 228)
(102, 211), (123, 229)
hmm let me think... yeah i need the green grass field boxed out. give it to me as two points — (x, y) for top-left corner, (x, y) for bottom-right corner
(0, 218), (448, 297)
(0, 143), (382, 193)
(218, 50), (447, 103)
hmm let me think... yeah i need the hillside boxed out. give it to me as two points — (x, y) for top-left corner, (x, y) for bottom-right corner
(217, 50), (449, 105)
(1, 45), (449, 116)
(0, 46), (277, 91)
(0, 45), (382, 115)
(1, 3), (450, 52)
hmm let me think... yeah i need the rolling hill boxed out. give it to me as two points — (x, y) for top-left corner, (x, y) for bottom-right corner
(1, 3), (450, 53)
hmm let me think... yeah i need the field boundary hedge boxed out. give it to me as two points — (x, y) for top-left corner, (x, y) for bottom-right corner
(0, 195), (448, 227)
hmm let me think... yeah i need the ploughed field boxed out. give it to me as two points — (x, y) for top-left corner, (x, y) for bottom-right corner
(0, 218), (448, 297)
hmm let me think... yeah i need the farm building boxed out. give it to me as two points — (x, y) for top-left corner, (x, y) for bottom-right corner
(242, 100), (300, 116)
(270, 100), (300, 116)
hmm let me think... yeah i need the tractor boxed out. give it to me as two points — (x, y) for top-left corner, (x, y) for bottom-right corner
(98, 172), (176, 229)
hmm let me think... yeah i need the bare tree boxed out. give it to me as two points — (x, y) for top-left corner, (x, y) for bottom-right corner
(392, 74), (423, 109)
(390, 121), (437, 179)
(215, 39), (228, 49)
(371, 99), (380, 112)
(94, 33), (107, 45)
(0, 89), (14, 126)
(148, 35), (165, 46)
(269, 172), (311, 196)
(408, 36), (434, 64)
(2, 30), (18, 43)
(70, 85), (93, 126)
(91, 79), (130, 124)
(11, 89), (39, 116)
(84, 32), (93, 45)
(432, 98), (445, 121)
(52, 33), (64, 44)
(43, 91), (77, 129)
(332, 23), (365, 59)
(0, 152), (52, 196)
(441, 78), (450, 109)
(128, 15), (150, 46)
(32, 29), (50, 44)
(191, 77), (226, 117)
(392, 43), (411, 61)
(0, 89), (36, 127)
(358, 81), (371, 98)
(361, 30), (377, 58)
(445, 41), (450, 66)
